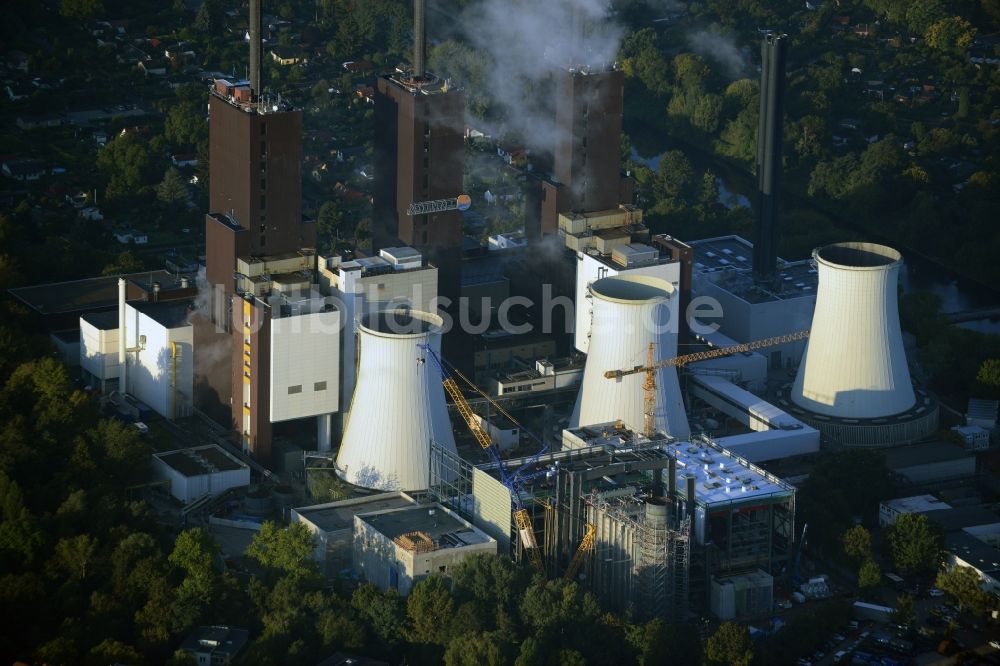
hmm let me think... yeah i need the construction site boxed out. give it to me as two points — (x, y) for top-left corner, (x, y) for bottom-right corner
(429, 417), (796, 621)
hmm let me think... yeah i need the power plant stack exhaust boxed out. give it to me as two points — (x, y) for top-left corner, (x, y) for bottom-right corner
(753, 33), (788, 283)
(413, 0), (425, 80)
(336, 309), (456, 491)
(571, 275), (689, 438)
(792, 243), (915, 418)
(249, 0), (261, 99)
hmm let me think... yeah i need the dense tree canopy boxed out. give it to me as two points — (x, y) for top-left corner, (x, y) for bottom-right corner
(886, 513), (943, 575)
(935, 566), (995, 616)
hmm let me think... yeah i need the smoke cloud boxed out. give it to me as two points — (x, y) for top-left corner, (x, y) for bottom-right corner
(685, 27), (746, 79)
(190, 267), (232, 367)
(428, 0), (623, 154)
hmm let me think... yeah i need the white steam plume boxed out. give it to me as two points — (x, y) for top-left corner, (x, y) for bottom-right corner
(686, 27), (746, 79)
(429, 0), (623, 153)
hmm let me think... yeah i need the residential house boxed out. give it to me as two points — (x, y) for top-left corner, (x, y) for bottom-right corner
(16, 113), (67, 130)
(80, 207), (104, 222)
(171, 153), (198, 168)
(5, 83), (30, 101)
(118, 44), (150, 65)
(2, 159), (46, 182)
(138, 59), (168, 76)
(179, 626), (249, 665)
(114, 230), (149, 245)
(270, 47), (302, 66)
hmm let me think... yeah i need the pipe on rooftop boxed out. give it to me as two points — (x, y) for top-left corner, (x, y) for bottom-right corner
(249, 0), (261, 99)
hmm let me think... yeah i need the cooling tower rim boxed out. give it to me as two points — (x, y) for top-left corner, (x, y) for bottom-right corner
(590, 274), (675, 305)
(814, 242), (902, 271)
(358, 308), (443, 339)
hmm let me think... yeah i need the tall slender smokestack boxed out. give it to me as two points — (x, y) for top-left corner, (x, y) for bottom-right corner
(753, 33), (787, 283)
(413, 0), (426, 80)
(249, 0), (261, 99)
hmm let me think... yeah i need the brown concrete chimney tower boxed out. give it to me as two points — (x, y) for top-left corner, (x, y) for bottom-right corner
(194, 0), (316, 458)
(373, 0), (465, 303)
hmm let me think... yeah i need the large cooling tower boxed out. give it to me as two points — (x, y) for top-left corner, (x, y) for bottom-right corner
(336, 309), (456, 491)
(792, 242), (914, 418)
(572, 275), (690, 438)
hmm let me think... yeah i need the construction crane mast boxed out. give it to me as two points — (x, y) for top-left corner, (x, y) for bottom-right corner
(605, 330), (810, 438)
(421, 344), (548, 574)
(563, 522), (596, 581)
(406, 194), (472, 216)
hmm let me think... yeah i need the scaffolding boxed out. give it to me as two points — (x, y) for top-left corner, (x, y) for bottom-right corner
(429, 441), (474, 520)
(583, 491), (691, 622)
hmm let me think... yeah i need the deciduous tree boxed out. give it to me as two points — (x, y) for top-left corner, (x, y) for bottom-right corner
(936, 565), (994, 615)
(886, 513), (941, 575)
(247, 521), (317, 578)
(407, 575), (455, 645)
(859, 558), (882, 592)
(705, 621), (754, 666)
(842, 525), (873, 562)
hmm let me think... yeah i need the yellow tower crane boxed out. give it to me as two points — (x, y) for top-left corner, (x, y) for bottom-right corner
(604, 330), (811, 438)
(430, 350), (546, 575)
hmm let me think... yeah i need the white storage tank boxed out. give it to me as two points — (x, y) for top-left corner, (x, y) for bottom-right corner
(571, 275), (690, 438)
(335, 309), (456, 491)
(792, 242), (914, 418)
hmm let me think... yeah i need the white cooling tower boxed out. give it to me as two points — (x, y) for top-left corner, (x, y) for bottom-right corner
(336, 309), (456, 491)
(572, 275), (690, 438)
(792, 242), (914, 418)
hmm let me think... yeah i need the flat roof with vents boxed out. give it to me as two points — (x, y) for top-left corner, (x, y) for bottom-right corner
(689, 235), (817, 302)
(359, 504), (492, 551)
(155, 445), (246, 477)
(945, 531), (1000, 575)
(501, 425), (792, 509)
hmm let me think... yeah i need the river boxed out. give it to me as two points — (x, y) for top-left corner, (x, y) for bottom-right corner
(630, 148), (1000, 334)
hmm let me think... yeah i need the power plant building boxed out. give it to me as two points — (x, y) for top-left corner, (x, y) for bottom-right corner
(80, 297), (194, 421)
(226, 251), (340, 461)
(152, 444), (251, 504)
(353, 502), (496, 595)
(293, 492), (421, 575)
(430, 424), (795, 620)
(690, 236), (815, 367)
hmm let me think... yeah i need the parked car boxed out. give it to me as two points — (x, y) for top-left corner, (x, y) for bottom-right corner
(929, 588), (944, 597)
(989, 639), (1000, 650)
